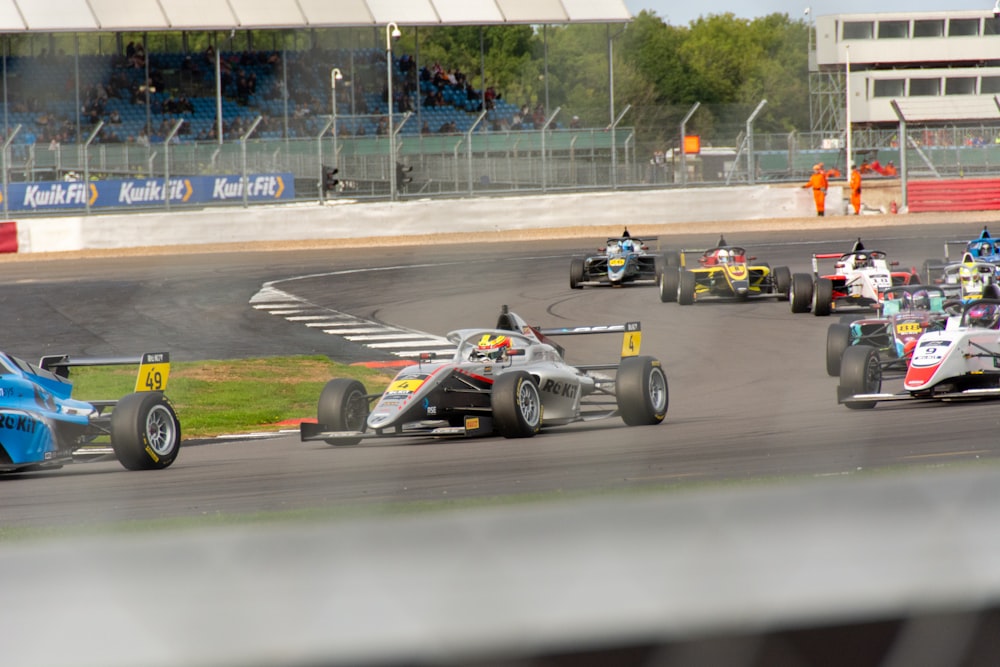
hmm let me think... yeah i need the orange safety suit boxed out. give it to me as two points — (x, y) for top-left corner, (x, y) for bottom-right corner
(802, 171), (829, 216)
(849, 168), (862, 215)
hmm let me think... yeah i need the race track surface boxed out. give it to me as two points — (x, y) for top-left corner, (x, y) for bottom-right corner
(4, 220), (1000, 666)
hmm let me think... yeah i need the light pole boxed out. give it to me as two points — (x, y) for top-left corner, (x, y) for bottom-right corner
(330, 67), (343, 170)
(386, 22), (401, 200)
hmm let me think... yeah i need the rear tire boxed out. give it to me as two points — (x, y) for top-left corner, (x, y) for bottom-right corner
(616, 356), (668, 426)
(813, 278), (833, 316)
(678, 270), (696, 305)
(826, 323), (852, 376)
(492, 371), (541, 438)
(317, 378), (368, 446)
(839, 345), (881, 410)
(790, 273), (813, 313)
(110, 392), (181, 470)
(659, 269), (679, 303)
(569, 258), (585, 289)
(772, 266), (791, 297)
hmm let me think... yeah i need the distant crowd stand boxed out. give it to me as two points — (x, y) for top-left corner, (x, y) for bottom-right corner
(0, 45), (582, 149)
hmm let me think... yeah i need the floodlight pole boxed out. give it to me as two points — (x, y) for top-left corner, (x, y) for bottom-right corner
(240, 116), (263, 208)
(845, 45), (852, 176)
(679, 102), (700, 188)
(1, 124), (21, 218)
(890, 99), (908, 210)
(746, 99), (767, 185)
(330, 68), (343, 171)
(386, 22), (401, 200)
(82, 120), (104, 214)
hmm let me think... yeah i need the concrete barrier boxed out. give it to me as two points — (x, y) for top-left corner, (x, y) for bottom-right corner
(11, 184), (840, 254)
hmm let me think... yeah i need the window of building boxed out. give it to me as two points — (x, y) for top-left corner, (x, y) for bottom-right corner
(986, 18), (1000, 35)
(873, 79), (905, 98)
(914, 20), (944, 38)
(878, 20), (909, 39)
(982, 76), (1000, 94)
(949, 18), (980, 36)
(843, 21), (874, 40)
(945, 77), (976, 95)
(909, 78), (941, 96)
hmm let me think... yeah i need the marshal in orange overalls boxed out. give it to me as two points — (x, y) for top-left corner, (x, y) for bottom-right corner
(802, 164), (829, 216)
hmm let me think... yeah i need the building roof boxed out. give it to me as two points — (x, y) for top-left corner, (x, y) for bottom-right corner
(0, 0), (631, 32)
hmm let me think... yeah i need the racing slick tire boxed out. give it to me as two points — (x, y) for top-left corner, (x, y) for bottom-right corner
(492, 371), (542, 438)
(678, 270), (696, 305)
(616, 356), (668, 426)
(569, 258), (585, 290)
(317, 378), (369, 446)
(772, 266), (791, 298)
(826, 323), (852, 376)
(839, 345), (881, 410)
(813, 278), (834, 316)
(659, 269), (679, 303)
(790, 273), (813, 313)
(110, 392), (181, 470)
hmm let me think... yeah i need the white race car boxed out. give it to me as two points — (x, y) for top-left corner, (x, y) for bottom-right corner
(838, 298), (1000, 409)
(301, 306), (668, 444)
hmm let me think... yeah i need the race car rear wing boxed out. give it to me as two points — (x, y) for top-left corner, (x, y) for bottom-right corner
(39, 352), (171, 392)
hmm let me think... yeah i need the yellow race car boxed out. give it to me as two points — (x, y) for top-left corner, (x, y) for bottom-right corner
(659, 236), (791, 305)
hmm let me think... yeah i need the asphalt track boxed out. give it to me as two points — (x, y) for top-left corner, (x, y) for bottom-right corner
(2, 223), (1000, 524)
(5, 219), (1000, 666)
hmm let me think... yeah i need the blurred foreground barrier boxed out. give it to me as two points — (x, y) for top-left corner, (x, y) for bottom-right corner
(909, 178), (1000, 213)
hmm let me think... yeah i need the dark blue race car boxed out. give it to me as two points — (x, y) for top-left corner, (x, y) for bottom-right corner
(0, 351), (180, 472)
(569, 229), (666, 288)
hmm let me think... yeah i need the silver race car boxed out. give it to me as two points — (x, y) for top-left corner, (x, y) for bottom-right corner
(300, 306), (668, 445)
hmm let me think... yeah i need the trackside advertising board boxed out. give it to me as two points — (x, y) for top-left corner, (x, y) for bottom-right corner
(0, 173), (294, 212)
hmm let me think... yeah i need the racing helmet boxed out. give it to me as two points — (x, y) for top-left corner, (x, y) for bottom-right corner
(967, 302), (1000, 329)
(717, 248), (730, 263)
(475, 334), (512, 361)
(911, 289), (931, 311)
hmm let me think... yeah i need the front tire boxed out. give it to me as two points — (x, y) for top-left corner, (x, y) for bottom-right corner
(839, 345), (881, 410)
(317, 378), (369, 446)
(659, 269), (679, 303)
(678, 270), (696, 305)
(492, 371), (541, 438)
(616, 356), (668, 426)
(790, 273), (813, 313)
(110, 392), (181, 470)
(569, 258), (585, 289)
(826, 323), (852, 376)
(772, 266), (791, 297)
(813, 277), (833, 316)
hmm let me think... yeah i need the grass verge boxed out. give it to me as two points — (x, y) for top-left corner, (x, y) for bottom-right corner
(71, 355), (397, 439)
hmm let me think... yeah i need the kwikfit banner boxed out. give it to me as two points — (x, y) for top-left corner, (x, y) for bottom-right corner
(0, 173), (295, 212)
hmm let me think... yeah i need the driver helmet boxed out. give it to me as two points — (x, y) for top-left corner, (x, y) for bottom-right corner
(621, 238), (635, 252)
(717, 248), (730, 263)
(967, 302), (1000, 328)
(911, 289), (931, 311)
(474, 334), (511, 361)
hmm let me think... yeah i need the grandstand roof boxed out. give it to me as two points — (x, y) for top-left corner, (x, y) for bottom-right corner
(1, 0), (631, 32)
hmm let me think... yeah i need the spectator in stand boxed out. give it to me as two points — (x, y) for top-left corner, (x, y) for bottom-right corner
(484, 86), (496, 111)
(421, 121), (431, 135)
(570, 115), (582, 129)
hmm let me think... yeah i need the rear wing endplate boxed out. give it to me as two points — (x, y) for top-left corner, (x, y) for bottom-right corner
(39, 352), (171, 391)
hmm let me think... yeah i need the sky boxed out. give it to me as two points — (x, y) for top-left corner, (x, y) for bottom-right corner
(623, 0), (997, 27)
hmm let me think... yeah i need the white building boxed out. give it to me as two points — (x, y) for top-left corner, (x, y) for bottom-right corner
(812, 10), (1000, 129)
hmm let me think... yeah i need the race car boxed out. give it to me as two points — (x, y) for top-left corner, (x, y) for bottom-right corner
(658, 235), (790, 305)
(569, 229), (664, 288)
(824, 285), (954, 376)
(300, 305), (667, 445)
(790, 239), (920, 316)
(838, 298), (1000, 409)
(924, 226), (1000, 281)
(0, 351), (180, 472)
(925, 251), (1000, 304)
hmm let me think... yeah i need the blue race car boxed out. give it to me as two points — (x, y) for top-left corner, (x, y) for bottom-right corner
(0, 351), (181, 472)
(569, 229), (666, 288)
